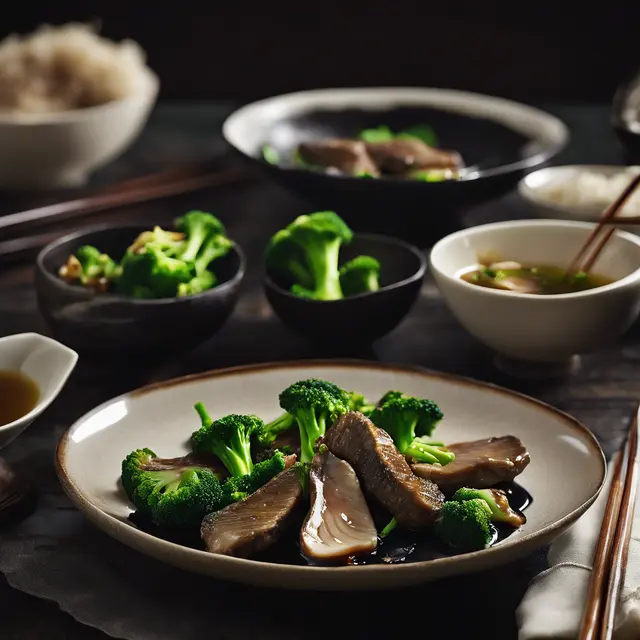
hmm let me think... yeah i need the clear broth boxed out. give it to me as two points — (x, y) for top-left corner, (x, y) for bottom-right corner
(461, 264), (613, 295)
(0, 370), (40, 426)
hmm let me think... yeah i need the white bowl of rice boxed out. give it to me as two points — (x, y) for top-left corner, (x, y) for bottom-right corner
(0, 23), (159, 189)
(518, 165), (640, 233)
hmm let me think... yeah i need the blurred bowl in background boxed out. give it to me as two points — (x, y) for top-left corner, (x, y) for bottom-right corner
(223, 87), (569, 244)
(518, 165), (640, 233)
(35, 224), (244, 358)
(0, 74), (158, 190)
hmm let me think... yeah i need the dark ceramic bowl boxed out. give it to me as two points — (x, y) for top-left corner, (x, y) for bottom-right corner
(35, 224), (245, 356)
(264, 233), (426, 346)
(223, 87), (569, 243)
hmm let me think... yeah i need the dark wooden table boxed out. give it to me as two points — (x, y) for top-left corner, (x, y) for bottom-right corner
(0, 102), (636, 639)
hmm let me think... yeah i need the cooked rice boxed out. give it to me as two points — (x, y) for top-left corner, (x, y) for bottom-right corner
(0, 22), (153, 114)
(537, 166), (640, 216)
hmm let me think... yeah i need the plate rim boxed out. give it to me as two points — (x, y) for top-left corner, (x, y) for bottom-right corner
(55, 359), (606, 580)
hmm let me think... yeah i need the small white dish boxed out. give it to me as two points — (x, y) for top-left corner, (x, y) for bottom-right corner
(56, 360), (604, 590)
(0, 73), (158, 189)
(430, 219), (640, 365)
(518, 165), (640, 233)
(0, 332), (78, 448)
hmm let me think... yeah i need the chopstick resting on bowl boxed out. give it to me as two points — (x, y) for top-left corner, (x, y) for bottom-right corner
(0, 159), (252, 240)
(578, 405), (639, 640)
(567, 173), (640, 274)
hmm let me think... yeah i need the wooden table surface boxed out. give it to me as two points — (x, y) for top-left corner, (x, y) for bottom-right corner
(0, 101), (636, 639)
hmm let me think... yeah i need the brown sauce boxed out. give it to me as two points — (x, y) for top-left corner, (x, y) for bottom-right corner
(129, 481), (532, 566)
(0, 370), (39, 426)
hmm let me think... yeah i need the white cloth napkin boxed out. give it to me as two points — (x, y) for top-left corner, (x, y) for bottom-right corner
(517, 454), (640, 639)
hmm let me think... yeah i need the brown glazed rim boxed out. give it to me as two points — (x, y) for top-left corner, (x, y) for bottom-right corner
(55, 359), (606, 578)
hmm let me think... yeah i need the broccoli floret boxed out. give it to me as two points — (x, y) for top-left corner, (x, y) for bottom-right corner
(76, 245), (120, 280)
(121, 448), (155, 499)
(347, 391), (375, 416)
(116, 243), (192, 299)
(265, 229), (314, 290)
(177, 271), (217, 297)
(121, 448), (224, 527)
(452, 487), (526, 527)
(266, 211), (354, 301)
(369, 395), (452, 465)
(193, 233), (233, 276)
(279, 378), (350, 463)
(435, 499), (496, 551)
(174, 211), (226, 263)
(128, 226), (186, 257)
(221, 451), (287, 501)
(256, 411), (296, 447)
(59, 245), (121, 289)
(339, 255), (381, 296)
(377, 390), (404, 407)
(145, 244), (194, 297)
(191, 405), (262, 477)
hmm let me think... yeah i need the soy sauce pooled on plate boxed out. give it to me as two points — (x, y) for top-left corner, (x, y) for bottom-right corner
(0, 370), (39, 426)
(461, 259), (613, 295)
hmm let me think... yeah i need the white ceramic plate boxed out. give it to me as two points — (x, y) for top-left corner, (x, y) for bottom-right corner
(56, 361), (605, 590)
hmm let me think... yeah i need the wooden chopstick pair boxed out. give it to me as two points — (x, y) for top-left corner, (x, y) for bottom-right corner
(568, 173), (640, 274)
(578, 406), (639, 639)
(0, 159), (252, 266)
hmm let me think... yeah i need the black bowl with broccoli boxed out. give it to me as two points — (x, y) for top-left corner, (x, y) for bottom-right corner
(35, 214), (245, 355)
(263, 211), (426, 345)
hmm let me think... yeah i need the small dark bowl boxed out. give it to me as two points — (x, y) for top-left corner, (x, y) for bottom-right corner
(35, 224), (245, 356)
(264, 233), (426, 346)
(223, 87), (569, 243)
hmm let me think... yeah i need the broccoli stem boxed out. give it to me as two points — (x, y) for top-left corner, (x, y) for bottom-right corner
(267, 412), (295, 436)
(195, 402), (212, 426)
(308, 237), (343, 301)
(380, 517), (398, 538)
(296, 407), (327, 463)
(405, 440), (455, 465)
(180, 229), (206, 263)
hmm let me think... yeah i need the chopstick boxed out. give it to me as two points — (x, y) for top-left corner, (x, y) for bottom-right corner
(578, 406), (639, 640)
(601, 409), (639, 638)
(0, 232), (61, 267)
(0, 161), (251, 239)
(567, 173), (640, 274)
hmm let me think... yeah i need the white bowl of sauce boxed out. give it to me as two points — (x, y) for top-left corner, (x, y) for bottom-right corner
(0, 333), (77, 448)
(430, 219), (640, 367)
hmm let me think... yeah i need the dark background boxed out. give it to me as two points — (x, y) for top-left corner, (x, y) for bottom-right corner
(3, 2), (639, 103)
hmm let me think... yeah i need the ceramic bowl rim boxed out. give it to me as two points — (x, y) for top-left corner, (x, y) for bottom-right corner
(0, 71), (159, 126)
(222, 86), (570, 183)
(36, 222), (246, 306)
(0, 332), (78, 433)
(55, 358), (606, 581)
(517, 164), (640, 216)
(263, 232), (427, 303)
(430, 218), (640, 301)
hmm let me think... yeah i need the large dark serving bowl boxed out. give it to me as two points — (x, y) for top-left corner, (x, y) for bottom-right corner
(35, 225), (245, 357)
(223, 87), (569, 243)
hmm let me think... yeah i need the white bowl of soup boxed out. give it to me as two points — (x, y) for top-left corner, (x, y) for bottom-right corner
(0, 23), (158, 189)
(430, 219), (640, 364)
